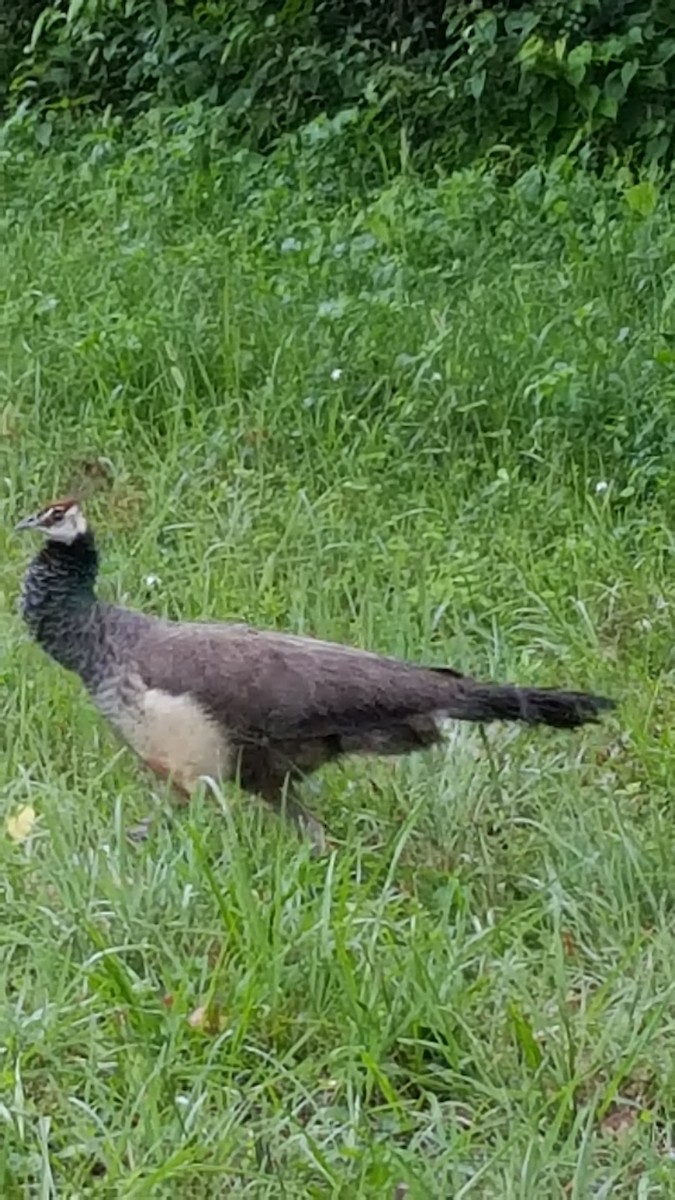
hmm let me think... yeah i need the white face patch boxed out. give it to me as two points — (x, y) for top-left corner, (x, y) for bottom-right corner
(43, 505), (88, 544)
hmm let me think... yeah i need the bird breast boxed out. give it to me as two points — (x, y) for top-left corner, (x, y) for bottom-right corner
(92, 673), (233, 794)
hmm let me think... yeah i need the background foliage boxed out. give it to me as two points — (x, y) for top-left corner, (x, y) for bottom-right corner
(2, 1), (674, 166)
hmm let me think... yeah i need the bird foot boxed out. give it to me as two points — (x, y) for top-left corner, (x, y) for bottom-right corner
(126, 816), (154, 844)
(299, 813), (334, 857)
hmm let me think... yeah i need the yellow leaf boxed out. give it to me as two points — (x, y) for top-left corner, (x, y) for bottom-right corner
(187, 1005), (207, 1029)
(6, 805), (37, 841)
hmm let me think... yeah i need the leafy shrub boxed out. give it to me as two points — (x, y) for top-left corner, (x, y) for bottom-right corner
(3, 2), (674, 166)
(0, 2), (44, 107)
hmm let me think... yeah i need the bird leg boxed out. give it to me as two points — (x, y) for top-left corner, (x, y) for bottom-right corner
(236, 750), (330, 855)
(257, 776), (329, 855)
(128, 750), (331, 855)
(126, 757), (191, 844)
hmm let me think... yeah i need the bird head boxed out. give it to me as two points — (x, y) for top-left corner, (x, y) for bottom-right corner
(15, 498), (88, 544)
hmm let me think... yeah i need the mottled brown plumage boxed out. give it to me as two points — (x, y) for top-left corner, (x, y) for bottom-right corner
(16, 499), (615, 849)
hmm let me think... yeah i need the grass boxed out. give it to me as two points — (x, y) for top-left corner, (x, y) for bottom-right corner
(1, 115), (675, 1194)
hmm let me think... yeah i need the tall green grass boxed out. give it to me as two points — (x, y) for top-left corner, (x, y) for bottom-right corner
(0, 120), (674, 1194)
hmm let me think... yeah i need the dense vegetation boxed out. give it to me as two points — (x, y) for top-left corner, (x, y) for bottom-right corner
(1, 2), (675, 1195)
(2, 2), (674, 167)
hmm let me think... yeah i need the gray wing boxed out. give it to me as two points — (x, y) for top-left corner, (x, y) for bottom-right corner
(128, 617), (463, 744)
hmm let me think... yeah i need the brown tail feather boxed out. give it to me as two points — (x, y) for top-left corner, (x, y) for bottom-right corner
(443, 682), (615, 730)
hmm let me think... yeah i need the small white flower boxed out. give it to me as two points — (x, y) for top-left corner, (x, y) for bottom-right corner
(431, 372), (442, 382)
(145, 574), (161, 588)
(280, 237), (302, 253)
(595, 480), (609, 494)
(330, 368), (343, 381)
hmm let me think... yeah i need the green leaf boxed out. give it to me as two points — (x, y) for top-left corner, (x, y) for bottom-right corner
(508, 1002), (542, 1070)
(470, 69), (486, 101)
(597, 95), (618, 120)
(604, 69), (628, 102)
(30, 6), (63, 50)
(621, 60), (639, 90)
(625, 181), (659, 217)
(578, 83), (600, 115)
(566, 41), (593, 87)
(656, 38), (675, 65)
(66, 0), (88, 23)
(170, 365), (186, 392)
(35, 122), (53, 149)
(518, 35), (545, 68)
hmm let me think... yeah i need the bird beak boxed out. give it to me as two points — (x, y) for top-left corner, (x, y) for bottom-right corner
(15, 513), (39, 532)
